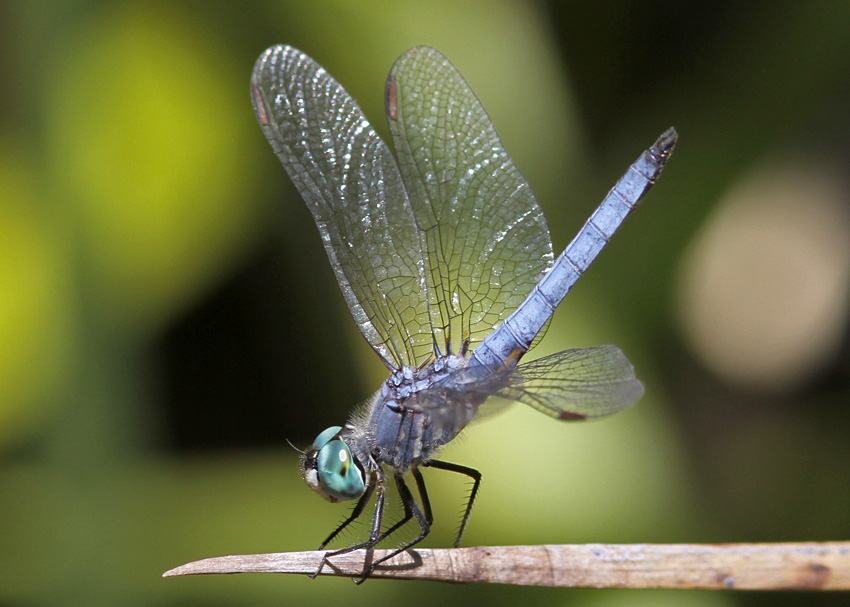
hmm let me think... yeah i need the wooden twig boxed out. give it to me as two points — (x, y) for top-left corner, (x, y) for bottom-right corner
(163, 542), (850, 589)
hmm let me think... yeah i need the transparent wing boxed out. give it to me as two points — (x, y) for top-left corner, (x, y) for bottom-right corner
(251, 45), (429, 369)
(493, 345), (644, 420)
(386, 47), (553, 359)
(409, 344), (641, 441)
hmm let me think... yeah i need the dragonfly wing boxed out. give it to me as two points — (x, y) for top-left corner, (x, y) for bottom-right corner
(251, 45), (430, 369)
(494, 345), (644, 420)
(386, 47), (553, 359)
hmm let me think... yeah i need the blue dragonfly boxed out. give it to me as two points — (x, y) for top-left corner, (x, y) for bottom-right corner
(250, 45), (676, 577)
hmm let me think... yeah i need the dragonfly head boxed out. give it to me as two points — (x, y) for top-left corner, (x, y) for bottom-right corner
(301, 426), (366, 503)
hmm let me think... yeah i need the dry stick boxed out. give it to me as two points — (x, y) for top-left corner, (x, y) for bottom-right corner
(163, 542), (850, 589)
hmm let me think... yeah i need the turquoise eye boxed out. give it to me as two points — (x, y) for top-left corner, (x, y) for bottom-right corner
(303, 427), (365, 503)
(316, 439), (365, 501)
(312, 425), (342, 450)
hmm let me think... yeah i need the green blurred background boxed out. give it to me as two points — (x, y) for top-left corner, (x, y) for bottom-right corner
(2, 1), (849, 605)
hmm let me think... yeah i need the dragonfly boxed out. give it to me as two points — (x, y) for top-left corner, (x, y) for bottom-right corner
(250, 44), (676, 579)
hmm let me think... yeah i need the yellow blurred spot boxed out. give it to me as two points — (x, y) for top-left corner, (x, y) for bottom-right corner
(45, 5), (258, 333)
(0, 152), (73, 446)
(677, 157), (850, 392)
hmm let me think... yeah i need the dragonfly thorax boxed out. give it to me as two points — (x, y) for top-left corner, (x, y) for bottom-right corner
(384, 353), (469, 399)
(349, 354), (490, 472)
(302, 354), (480, 501)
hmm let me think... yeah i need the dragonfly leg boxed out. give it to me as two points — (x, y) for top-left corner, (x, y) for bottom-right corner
(368, 479), (409, 544)
(356, 470), (431, 582)
(424, 459), (481, 547)
(313, 471), (385, 578)
(317, 482), (375, 550)
(325, 476), (386, 556)
(412, 467), (434, 526)
(372, 466), (434, 546)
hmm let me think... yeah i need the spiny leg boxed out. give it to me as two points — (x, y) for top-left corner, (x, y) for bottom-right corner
(314, 472), (385, 579)
(372, 466), (434, 545)
(325, 475), (386, 557)
(358, 471), (431, 580)
(412, 467), (433, 526)
(317, 482), (375, 550)
(424, 459), (481, 547)
(370, 476), (415, 544)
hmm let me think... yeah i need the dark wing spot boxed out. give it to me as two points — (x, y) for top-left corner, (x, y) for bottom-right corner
(251, 85), (269, 126)
(558, 411), (587, 421)
(386, 77), (397, 121)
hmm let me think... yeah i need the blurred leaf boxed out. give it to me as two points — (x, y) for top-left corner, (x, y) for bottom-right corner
(0, 148), (74, 447)
(44, 4), (261, 335)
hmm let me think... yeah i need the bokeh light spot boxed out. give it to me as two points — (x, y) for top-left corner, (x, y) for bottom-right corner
(677, 157), (850, 392)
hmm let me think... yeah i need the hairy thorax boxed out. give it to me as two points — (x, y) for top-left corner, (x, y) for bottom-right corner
(348, 353), (493, 472)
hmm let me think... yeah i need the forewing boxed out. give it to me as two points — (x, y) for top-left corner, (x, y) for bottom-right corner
(251, 45), (429, 369)
(494, 345), (644, 420)
(386, 47), (553, 358)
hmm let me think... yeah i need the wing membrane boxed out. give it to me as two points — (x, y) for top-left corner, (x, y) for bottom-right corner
(386, 47), (553, 358)
(410, 344), (642, 439)
(251, 45), (429, 368)
(495, 345), (644, 419)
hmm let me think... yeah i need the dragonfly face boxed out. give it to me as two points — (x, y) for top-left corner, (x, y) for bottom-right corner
(250, 44), (676, 580)
(302, 426), (366, 503)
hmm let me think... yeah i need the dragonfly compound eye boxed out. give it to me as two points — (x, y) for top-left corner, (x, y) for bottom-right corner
(306, 437), (365, 503)
(311, 425), (343, 450)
